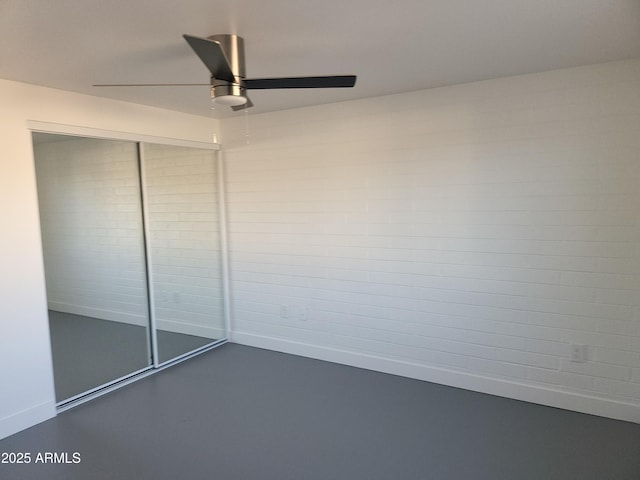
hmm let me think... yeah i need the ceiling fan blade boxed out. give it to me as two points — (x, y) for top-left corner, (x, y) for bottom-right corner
(93, 83), (209, 87)
(231, 97), (254, 111)
(244, 75), (356, 90)
(183, 34), (235, 82)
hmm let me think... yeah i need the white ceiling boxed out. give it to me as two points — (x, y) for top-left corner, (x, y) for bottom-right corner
(1, 0), (639, 118)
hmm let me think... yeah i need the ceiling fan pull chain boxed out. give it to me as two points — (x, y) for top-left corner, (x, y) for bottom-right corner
(243, 107), (250, 145)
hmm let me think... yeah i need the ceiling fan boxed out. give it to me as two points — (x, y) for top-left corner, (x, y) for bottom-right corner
(94, 34), (357, 110)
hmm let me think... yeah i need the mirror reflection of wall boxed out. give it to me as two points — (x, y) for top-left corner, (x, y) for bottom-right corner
(33, 133), (226, 404)
(142, 143), (226, 363)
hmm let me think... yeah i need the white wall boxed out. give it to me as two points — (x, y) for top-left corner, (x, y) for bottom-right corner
(0, 78), (218, 439)
(35, 136), (149, 326)
(222, 59), (640, 423)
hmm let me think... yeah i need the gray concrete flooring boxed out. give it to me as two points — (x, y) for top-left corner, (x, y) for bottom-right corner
(1, 344), (639, 479)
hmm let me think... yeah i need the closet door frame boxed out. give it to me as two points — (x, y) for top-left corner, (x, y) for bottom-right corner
(29, 121), (228, 406)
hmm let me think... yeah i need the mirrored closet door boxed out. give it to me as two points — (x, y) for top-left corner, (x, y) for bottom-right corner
(33, 132), (226, 404)
(141, 143), (226, 364)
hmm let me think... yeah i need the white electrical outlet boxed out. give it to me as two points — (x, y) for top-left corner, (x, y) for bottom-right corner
(298, 306), (308, 322)
(570, 343), (588, 363)
(280, 304), (289, 319)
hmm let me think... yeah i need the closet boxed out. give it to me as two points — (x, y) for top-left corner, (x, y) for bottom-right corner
(32, 131), (227, 404)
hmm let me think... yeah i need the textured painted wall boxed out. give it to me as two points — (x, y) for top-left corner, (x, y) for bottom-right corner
(222, 59), (640, 422)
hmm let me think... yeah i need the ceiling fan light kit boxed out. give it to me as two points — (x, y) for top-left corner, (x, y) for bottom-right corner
(210, 80), (248, 107)
(95, 33), (357, 111)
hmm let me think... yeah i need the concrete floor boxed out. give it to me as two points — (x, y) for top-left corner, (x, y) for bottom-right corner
(1, 344), (639, 480)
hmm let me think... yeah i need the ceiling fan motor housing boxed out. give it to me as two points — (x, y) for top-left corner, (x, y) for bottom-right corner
(208, 34), (246, 79)
(208, 34), (247, 105)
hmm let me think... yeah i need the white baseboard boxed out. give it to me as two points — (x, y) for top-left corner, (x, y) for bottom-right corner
(48, 302), (147, 327)
(156, 319), (225, 339)
(231, 331), (640, 425)
(0, 401), (56, 440)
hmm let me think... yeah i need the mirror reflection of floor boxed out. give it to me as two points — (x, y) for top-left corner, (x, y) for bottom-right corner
(49, 311), (214, 402)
